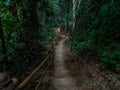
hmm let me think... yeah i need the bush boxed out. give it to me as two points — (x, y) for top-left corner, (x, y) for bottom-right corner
(71, 0), (120, 70)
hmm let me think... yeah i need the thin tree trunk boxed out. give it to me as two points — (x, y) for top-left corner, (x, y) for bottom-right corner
(0, 18), (8, 71)
(72, 0), (76, 32)
(70, 0), (76, 52)
(77, 0), (81, 10)
(66, 1), (70, 33)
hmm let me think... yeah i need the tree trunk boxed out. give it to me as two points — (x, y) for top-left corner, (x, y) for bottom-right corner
(70, 0), (76, 52)
(66, 1), (70, 33)
(0, 18), (8, 71)
(72, 0), (76, 32)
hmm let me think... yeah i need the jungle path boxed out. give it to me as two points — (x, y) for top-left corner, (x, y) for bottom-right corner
(53, 35), (78, 90)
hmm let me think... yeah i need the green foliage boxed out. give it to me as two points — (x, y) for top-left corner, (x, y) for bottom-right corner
(101, 50), (120, 70)
(0, 0), (58, 77)
(0, 0), (11, 9)
(72, 41), (89, 53)
(72, 0), (120, 70)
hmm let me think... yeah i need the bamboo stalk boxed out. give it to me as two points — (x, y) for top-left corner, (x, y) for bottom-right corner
(35, 54), (53, 90)
(16, 53), (52, 90)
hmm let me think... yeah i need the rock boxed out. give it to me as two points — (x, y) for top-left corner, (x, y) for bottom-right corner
(0, 72), (16, 90)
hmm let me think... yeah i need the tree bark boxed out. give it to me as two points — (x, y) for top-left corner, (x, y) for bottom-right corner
(0, 18), (8, 71)
(70, 0), (76, 52)
(66, 1), (70, 33)
(72, 0), (76, 32)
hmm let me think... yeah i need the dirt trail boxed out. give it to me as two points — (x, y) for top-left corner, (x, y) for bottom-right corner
(53, 36), (78, 90)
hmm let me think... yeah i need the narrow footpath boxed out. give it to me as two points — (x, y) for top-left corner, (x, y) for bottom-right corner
(53, 36), (78, 90)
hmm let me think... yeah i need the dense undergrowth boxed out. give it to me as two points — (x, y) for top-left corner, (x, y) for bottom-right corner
(71, 0), (120, 72)
(0, 0), (58, 78)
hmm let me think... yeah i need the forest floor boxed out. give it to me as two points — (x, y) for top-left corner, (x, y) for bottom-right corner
(23, 32), (120, 90)
(65, 44), (120, 90)
(52, 32), (120, 90)
(52, 35), (78, 90)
